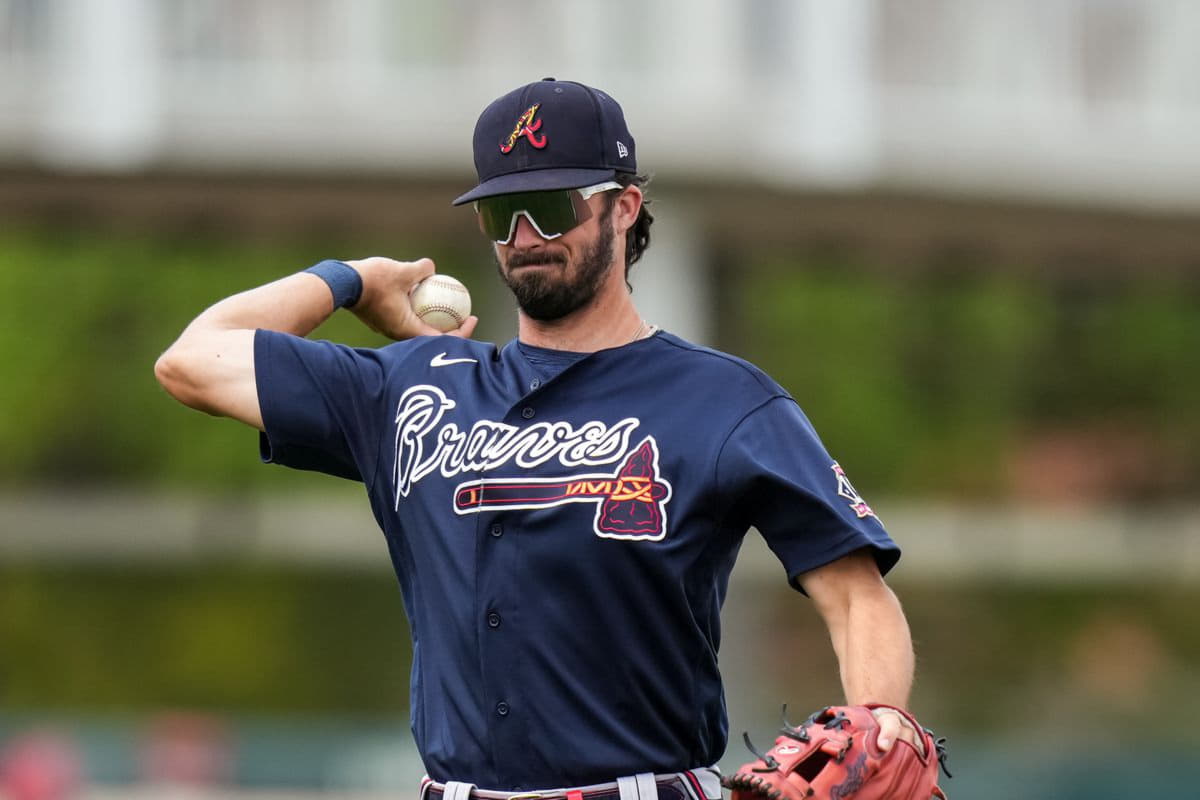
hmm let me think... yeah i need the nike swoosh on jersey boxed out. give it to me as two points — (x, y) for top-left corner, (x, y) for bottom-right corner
(430, 352), (478, 367)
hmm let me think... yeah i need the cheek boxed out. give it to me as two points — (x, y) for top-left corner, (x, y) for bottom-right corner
(562, 220), (601, 251)
(494, 244), (520, 269)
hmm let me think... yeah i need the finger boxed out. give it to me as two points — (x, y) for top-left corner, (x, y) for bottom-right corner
(409, 319), (451, 337)
(875, 711), (903, 752)
(873, 708), (924, 757)
(447, 315), (479, 339)
(408, 257), (437, 286)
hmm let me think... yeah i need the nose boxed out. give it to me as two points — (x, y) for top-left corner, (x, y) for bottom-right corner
(510, 213), (548, 249)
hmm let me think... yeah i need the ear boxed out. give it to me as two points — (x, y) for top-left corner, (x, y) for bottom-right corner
(612, 184), (643, 235)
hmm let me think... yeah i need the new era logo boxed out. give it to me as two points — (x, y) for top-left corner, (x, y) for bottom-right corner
(616, 140), (629, 158)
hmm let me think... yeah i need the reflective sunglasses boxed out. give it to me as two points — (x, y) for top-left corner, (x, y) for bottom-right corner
(475, 181), (623, 244)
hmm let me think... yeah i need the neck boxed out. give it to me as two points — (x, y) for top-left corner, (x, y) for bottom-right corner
(517, 279), (647, 353)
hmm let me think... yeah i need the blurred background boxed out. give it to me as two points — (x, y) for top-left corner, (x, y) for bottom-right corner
(2, 0), (1199, 798)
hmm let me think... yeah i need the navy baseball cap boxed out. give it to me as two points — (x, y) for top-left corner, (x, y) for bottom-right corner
(452, 78), (637, 206)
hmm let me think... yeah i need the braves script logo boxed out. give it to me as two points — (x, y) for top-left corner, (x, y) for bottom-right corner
(832, 462), (878, 521)
(392, 386), (671, 540)
(500, 104), (547, 153)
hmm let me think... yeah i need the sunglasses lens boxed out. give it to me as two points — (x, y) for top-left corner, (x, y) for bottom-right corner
(476, 190), (581, 243)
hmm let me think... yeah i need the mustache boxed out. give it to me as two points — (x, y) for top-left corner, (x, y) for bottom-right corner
(506, 250), (568, 268)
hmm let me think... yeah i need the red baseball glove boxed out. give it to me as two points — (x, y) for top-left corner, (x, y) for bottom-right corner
(722, 704), (950, 800)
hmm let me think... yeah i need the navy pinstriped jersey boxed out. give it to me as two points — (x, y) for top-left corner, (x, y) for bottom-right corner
(254, 328), (899, 792)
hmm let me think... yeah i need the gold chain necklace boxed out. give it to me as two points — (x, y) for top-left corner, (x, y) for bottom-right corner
(628, 320), (659, 343)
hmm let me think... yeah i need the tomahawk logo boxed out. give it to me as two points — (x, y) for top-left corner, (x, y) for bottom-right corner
(453, 437), (672, 541)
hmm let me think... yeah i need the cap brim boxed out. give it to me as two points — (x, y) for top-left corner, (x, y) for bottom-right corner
(452, 167), (617, 206)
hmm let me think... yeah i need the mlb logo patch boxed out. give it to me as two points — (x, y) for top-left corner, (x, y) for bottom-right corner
(832, 463), (878, 521)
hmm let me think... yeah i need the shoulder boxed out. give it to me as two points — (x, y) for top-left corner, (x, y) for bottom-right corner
(649, 331), (791, 401)
(256, 329), (497, 367)
(377, 334), (498, 364)
(254, 332), (508, 400)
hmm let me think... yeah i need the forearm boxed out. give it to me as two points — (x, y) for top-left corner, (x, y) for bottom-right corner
(156, 257), (471, 427)
(181, 271), (338, 339)
(802, 549), (915, 708)
(828, 581), (914, 707)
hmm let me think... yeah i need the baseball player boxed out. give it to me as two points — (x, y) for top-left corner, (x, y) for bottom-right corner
(155, 79), (927, 800)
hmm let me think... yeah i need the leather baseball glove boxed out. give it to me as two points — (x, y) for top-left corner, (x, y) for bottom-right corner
(722, 704), (950, 800)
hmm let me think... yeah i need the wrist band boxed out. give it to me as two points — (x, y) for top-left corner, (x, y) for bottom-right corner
(304, 260), (363, 309)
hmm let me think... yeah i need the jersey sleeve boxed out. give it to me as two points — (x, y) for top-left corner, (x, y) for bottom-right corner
(254, 329), (389, 486)
(717, 395), (900, 589)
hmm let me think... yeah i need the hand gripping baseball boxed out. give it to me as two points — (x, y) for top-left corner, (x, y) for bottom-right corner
(344, 257), (477, 340)
(723, 705), (950, 800)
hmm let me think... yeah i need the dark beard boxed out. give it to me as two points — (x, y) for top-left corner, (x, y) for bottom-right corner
(496, 207), (617, 322)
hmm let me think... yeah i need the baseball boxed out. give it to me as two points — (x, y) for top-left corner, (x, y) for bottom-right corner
(410, 274), (472, 332)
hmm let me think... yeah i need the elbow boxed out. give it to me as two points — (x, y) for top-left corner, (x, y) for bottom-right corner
(151, 329), (259, 427)
(154, 345), (204, 409)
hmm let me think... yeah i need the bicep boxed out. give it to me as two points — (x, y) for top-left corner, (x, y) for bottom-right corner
(155, 329), (263, 430)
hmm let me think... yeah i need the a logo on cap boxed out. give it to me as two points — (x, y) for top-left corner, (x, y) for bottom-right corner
(616, 141), (629, 158)
(500, 104), (547, 154)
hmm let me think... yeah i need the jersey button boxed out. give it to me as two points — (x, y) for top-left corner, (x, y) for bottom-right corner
(521, 407), (535, 419)
(496, 701), (510, 716)
(490, 523), (503, 537)
(529, 378), (541, 390)
(487, 611), (501, 628)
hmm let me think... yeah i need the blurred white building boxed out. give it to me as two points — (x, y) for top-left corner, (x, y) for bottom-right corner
(3, 0), (1200, 210)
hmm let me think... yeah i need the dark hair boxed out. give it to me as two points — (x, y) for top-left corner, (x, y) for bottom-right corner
(611, 172), (653, 278)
